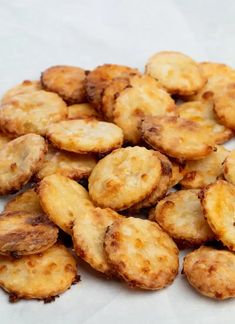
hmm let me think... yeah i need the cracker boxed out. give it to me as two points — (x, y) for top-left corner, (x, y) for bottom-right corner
(214, 84), (235, 130)
(154, 190), (214, 248)
(168, 160), (185, 188)
(0, 90), (67, 136)
(141, 116), (215, 161)
(1, 80), (41, 104)
(0, 133), (11, 149)
(199, 62), (233, 79)
(0, 134), (47, 195)
(35, 145), (97, 181)
(146, 51), (205, 95)
(88, 147), (162, 210)
(113, 75), (175, 144)
(183, 246), (235, 299)
(68, 103), (100, 120)
(0, 211), (58, 257)
(201, 180), (235, 251)
(0, 244), (77, 301)
(104, 217), (179, 290)
(223, 150), (235, 185)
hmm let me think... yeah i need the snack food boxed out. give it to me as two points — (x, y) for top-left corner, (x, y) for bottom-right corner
(223, 149), (235, 185)
(1, 80), (41, 104)
(68, 103), (100, 120)
(214, 85), (235, 130)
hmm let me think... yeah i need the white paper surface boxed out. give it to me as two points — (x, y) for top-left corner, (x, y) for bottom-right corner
(0, 0), (235, 323)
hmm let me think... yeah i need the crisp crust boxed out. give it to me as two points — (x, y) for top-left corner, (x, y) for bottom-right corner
(35, 145), (97, 181)
(177, 101), (233, 144)
(88, 147), (162, 210)
(199, 62), (233, 79)
(141, 116), (215, 161)
(0, 244), (77, 300)
(0, 133), (12, 149)
(41, 65), (87, 104)
(154, 190), (214, 248)
(223, 150), (235, 185)
(113, 75), (175, 144)
(183, 246), (235, 299)
(0, 90), (67, 136)
(67, 103), (100, 120)
(201, 180), (235, 251)
(0, 134), (47, 195)
(72, 207), (121, 275)
(46, 119), (124, 154)
(0, 211), (58, 257)
(1, 80), (41, 104)
(180, 145), (229, 189)
(214, 85), (235, 130)
(104, 217), (179, 290)
(39, 174), (93, 234)
(146, 51), (205, 95)
(168, 160), (185, 188)
(86, 64), (139, 111)
(4, 188), (43, 214)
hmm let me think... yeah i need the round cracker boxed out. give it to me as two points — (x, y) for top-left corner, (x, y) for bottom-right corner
(201, 180), (235, 251)
(0, 244), (77, 301)
(199, 62), (233, 79)
(1, 80), (41, 104)
(39, 174), (93, 234)
(168, 160), (185, 188)
(67, 103), (100, 120)
(113, 74), (175, 144)
(0, 211), (58, 257)
(41, 65), (87, 104)
(141, 116), (215, 161)
(223, 150), (235, 185)
(183, 246), (235, 299)
(0, 134), (47, 195)
(86, 64), (139, 111)
(0, 90), (67, 136)
(177, 101), (233, 144)
(154, 190), (214, 248)
(72, 207), (121, 275)
(35, 145), (97, 181)
(146, 51), (205, 96)
(88, 147), (162, 210)
(104, 217), (179, 290)
(46, 119), (123, 154)
(214, 84), (235, 130)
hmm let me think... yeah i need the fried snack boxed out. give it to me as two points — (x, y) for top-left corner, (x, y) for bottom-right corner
(223, 150), (235, 185)
(104, 217), (179, 290)
(146, 51), (205, 95)
(141, 116), (215, 161)
(168, 161), (185, 188)
(0, 211), (58, 257)
(86, 64), (139, 111)
(0, 90), (67, 136)
(1, 80), (41, 104)
(113, 75), (175, 144)
(39, 174), (93, 234)
(183, 246), (235, 299)
(154, 190), (214, 248)
(0, 244), (77, 301)
(0, 134), (46, 195)
(214, 85), (235, 130)
(199, 62), (233, 79)
(68, 103), (100, 120)
(4, 188), (43, 214)
(177, 101), (233, 144)
(73, 207), (121, 275)
(41, 65), (87, 104)
(180, 145), (229, 189)
(0, 133), (11, 149)
(46, 119), (123, 154)
(201, 180), (235, 251)
(89, 147), (162, 210)
(35, 146), (97, 181)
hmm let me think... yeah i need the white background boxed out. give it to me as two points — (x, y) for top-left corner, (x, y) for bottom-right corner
(0, 0), (235, 323)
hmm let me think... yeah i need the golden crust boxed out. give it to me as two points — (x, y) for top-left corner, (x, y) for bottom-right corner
(41, 65), (87, 104)
(214, 84), (235, 130)
(154, 190), (214, 248)
(223, 150), (235, 185)
(0, 134), (47, 195)
(141, 116), (215, 161)
(72, 207), (121, 275)
(0, 244), (77, 300)
(86, 64), (140, 111)
(1, 80), (41, 104)
(199, 62), (233, 79)
(168, 161), (185, 188)
(146, 51), (205, 95)
(177, 101), (233, 144)
(113, 75), (176, 144)
(39, 174), (93, 234)
(67, 103), (100, 120)
(88, 147), (162, 210)
(183, 246), (235, 299)
(0, 90), (67, 136)
(0, 211), (58, 257)
(0, 133), (12, 149)
(46, 119), (123, 154)
(104, 217), (179, 290)
(180, 145), (229, 189)
(201, 180), (235, 251)
(35, 145), (97, 181)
